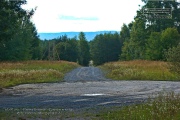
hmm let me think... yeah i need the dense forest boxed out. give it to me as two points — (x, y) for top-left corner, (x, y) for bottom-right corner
(0, 0), (180, 67)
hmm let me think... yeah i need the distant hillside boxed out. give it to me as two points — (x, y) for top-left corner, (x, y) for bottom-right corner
(38, 31), (118, 41)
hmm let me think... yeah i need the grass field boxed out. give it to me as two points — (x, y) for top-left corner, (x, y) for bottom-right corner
(100, 60), (180, 81)
(0, 61), (79, 88)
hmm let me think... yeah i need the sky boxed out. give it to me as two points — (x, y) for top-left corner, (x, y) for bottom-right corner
(22, 0), (144, 33)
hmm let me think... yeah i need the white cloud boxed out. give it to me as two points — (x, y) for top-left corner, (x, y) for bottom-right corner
(22, 0), (144, 32)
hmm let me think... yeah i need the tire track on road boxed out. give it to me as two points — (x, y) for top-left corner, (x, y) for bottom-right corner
(64, 67), (110, 82)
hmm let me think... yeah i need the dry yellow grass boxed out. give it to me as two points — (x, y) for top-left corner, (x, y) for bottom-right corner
(100, 60), (179, 80)
(0, 61), (79, 88)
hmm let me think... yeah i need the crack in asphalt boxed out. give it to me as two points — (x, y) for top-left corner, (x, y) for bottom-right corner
(1, 67), (180, 111)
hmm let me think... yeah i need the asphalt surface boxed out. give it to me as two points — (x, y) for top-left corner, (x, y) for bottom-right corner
(1, 67), (180, 111)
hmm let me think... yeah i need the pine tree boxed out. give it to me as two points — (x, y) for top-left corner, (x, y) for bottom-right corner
(78, 32), (90, 66)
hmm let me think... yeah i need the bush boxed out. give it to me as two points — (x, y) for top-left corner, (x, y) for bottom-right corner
(166, 43), (180, 74)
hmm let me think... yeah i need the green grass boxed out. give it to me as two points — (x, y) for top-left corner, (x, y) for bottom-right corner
(0, 61), (79, 88)
(100, 60), (180, 80)
(96, 92), (180, 120)
(0, 108), (77, 120)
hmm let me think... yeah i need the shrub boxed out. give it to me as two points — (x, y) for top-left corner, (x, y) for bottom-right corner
(166, 43), (180, 74)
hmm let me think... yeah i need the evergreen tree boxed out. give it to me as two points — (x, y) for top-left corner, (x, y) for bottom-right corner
(0, 0), (40, 61)
(90, 33), (121, 65)
(78, 32), (90, 66)
(90, 34), (105, 65)
(120, 24), (130, 43)
(119, 24), (131, 60)
(55, 37), (78, 62)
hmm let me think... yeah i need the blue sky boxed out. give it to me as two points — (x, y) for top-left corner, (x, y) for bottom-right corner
(22, 0), (144, 33)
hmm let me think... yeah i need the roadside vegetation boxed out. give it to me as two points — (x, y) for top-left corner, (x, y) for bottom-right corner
(100, 60), (180, 80)
(97, 92), (180, 120)
(0, 61), (79, 88)
(0, 107), (77, 120)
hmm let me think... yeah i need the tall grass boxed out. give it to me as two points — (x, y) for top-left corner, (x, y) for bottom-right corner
(98, 92), (180, 120)
(100, 60), (179, 80)
(0, 61), (79, 88)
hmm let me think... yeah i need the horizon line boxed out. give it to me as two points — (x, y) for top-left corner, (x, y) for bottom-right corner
(38, 30), (120, 33)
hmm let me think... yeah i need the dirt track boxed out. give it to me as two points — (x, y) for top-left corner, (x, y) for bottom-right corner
(1, 67), (180, 110)
(64, 67), (110, 82)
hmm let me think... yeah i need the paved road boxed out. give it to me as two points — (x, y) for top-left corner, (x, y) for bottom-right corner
(1, 67), (180, 110)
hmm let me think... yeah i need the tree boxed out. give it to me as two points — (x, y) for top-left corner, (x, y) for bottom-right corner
(161, 28), (180, 51)
(146, 32), (162, 60)
(120, 40), (137, 60)
(30, 24), (41, 60)
(90, 34), (105, 65)
(0, 0), (40, 61)
(120, 24), (130, 43)
(145, 28), (180, 61)
(40, 35), (79, 62)
(120, 19), (147, 60)
(119, 24), (131, 60)
(67, 37), (79, 62)
(136, 0), (180, 33)
(56, 37), (78, 62)
(90, 32), (121, 65)
(0, 0), (27, 43)
(78, 32), (90, 66)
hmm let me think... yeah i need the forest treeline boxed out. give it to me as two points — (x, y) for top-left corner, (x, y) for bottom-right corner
(0, 0), (180, 67)
(0, 0), (40, 61)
